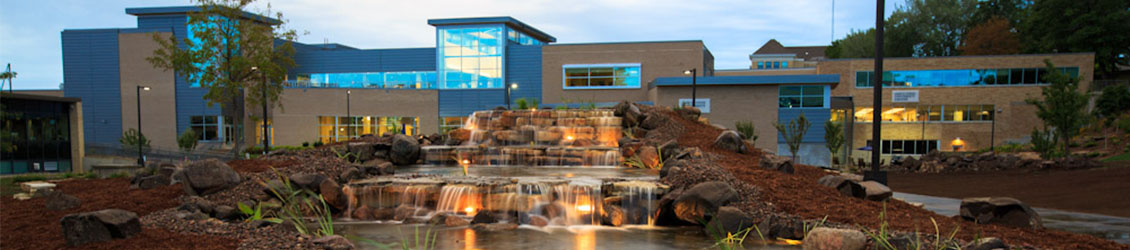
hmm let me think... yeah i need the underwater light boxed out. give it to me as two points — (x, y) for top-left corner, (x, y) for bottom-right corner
(461, 159), (471, 164)
(565, 135), (574, 141)
(464, 207), (476, 214)
(575, 205), (592, 212)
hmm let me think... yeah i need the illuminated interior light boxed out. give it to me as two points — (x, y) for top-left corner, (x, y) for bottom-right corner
(575, 205), (592, 212)
(881, 108), (905, 115)
(464, 207), (475, 214)
(854, 108), (874, 117)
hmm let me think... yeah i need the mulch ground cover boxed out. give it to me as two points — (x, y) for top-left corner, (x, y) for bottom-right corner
(666, 109), (1128, 249)
(0, 178), (239, 249)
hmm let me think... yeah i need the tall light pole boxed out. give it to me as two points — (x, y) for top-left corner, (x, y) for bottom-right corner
(346, 90), (352, 139)
(990, 108), (1003, 153)
(869, 0), (886, 184)
(683, 69), (698, 107)
(136, 85), (150, 166)
(251, 67), (270, 155)
(505, 83), (518, 109)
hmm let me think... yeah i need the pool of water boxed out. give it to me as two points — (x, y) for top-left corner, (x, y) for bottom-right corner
(336, 222), (798, 250)
(894, 192), (1130, 244)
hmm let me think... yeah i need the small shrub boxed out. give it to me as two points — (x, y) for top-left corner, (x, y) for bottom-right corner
(82, 172), (99, 179)
(1117, 117), (1130, 134)
(302, 142), (310, 147)
(108, 172), (130, 179)
(12, 174), (48, 183)
(119, 128), (151, 152)
(735, 121), (758, 143)
(177, 129), (198, 153)
(313, 141), (324, 147)
(515, 98), (529, 110)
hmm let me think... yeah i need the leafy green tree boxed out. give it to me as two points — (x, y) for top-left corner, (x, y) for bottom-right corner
(178, 129), (199, 153)
(960, 16), (1020, 55)
(774, 114), (811, 162)
(0, 70), (16, 89)
(120, 129), (151, 153)
(1026, 60), (1089, 155)
(901, 0), (978, 57)
(970, 0), (1029, 28)
(1094, 84), (1130, 122)
(824, 120), (845, 165)
(148, 0), (298, 156)
(1019, 0), (1130, 78)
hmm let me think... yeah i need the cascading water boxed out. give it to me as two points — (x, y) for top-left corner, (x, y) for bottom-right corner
(423, 109), (623, 167)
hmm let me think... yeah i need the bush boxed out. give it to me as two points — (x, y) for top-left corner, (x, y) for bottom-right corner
(12, 174), (47, 183)
(302, 142), (310, 147)
(1031, 128), (1059, 159)
(313, 141), (324, 147)
(735, 121), (758, 142)
(177, 129), (198, 153)
(1117, 116), (1130, 134)
(1095, 84), (1130, 120)
(120, 128), (151, 152)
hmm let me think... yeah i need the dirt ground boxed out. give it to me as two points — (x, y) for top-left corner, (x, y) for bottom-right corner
(0, 178), (239, 250)
(889, 166), (1130, 218)
(666, 109), (1129, 249)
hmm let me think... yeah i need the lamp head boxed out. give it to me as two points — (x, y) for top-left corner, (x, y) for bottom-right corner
(683, 70), (691, 75)
(510, 83), (518, 89)
(140, 86), (150, 91)
(347, 90), (351, 94)
(250, 66), (258, 71)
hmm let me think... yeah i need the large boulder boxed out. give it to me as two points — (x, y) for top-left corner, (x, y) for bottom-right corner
(289, 173), (329, 191)
(136, 175), (170, 190)
(760, 154), (794, 174)
(46, 191), (81, 211)
(713, 130), (747, 154)
(817, 175), (865, 198)
(637, 146), (661, 169)
(613, 101), (645, 128)
(802, 227), (866, 250)
(60, 209), (141, 246)
(858, 181), (892, 201)
(658, 140), (680, 161)
(470, 212), (497, 224)
(963, 237), (1007, 250)
(313, 235), (356, 250)
(339, 166), (364, 183)
(600, 204), (626, 227)
(639, 111), (670, 130)
(389, 134), (421, 165)
(960, 197), (1043, 229)
(676, 106), (702, 120)
(319, 179), (346, 210)
(360, 160), (395, 176)
(347, 142), (377, 162)
(673, 181), (738, 224)
(180, 159), (241, 196)
(704, 206), (755, 236)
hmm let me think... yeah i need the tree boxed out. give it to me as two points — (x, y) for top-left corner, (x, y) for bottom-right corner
(824, 120), (845, 166)
(0, 70), (15, 90)
(774, 114), (811, 162)
(148, 0), (298, 156)
(1027, 60), (1089, 155)
(120, 129), (151, 153)
(1019, 0), (1130, 78)
(960, 16), (1020, 55)
(1094, 84), (1130, 122)
(900, 0), (978, 57)
(970, 0), (1030, 26)
(178, 129), (199, 153)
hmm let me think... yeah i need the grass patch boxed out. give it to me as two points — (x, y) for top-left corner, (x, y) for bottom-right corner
(1102, 152), (1130, 162)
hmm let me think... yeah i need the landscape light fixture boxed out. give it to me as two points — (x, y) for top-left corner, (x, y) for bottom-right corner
(136, 85), (150, 166)
(683, 69), (697, 107)
(505, 83), (518, 110)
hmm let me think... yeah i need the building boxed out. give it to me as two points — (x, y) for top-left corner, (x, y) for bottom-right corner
(1, 92), (84, 174)
(59, 6), (1094, 167)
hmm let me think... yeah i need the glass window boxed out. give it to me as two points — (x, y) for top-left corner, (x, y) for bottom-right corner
(854, 67), (1080, 88)
(439, 26), (505, 89)
(562, 64), (641, 89)
(855, 105), (992, 122)
(678, 99), (711, 113)
(773, 61), (781, 69)
(441, 116), (468, 133)
(782, 61), (788, 68)
(868, 140), (940, 155)
(779, 85), (825, 108)
(190, 115), (230, 142)
(290, 71), (436, 89)
(757, 61), (764, 69)
(318, 115), (419, 143)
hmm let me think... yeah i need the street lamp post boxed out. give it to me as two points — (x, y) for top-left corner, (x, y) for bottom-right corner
(505, 83), (518, 109)
(136, 85), (150, 166)
(869, 0), (887, 185)
(346, 90), (352, 139)
(683, 69), (698, 107)
(990, 108), (1003, 153)
(252, 67), (270, 155)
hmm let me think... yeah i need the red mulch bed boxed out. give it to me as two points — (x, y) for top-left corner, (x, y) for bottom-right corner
(0, 178), (239, 249)
(667, 110), (1128, 249)
(228, 158), (300, 173)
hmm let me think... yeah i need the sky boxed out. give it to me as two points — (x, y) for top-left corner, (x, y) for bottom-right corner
(0, 0), (902, 90)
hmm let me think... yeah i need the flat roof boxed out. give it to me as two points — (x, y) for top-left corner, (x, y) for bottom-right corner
(0, 93), (81, 103)
(820, 52), (1095, 62)
(653, 74), (840, 87)
(126, 6), (281, 25)
(428, 16), (556, 43)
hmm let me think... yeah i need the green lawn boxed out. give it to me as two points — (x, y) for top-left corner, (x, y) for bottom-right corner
(1102, 152), (1130, 162)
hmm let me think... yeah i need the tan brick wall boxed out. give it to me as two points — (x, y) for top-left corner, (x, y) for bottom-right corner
(119, 32), (179, 149)
(818, 53), (1096, 152)
(268, 88), (439, 146)
(542, 41), (707, 104)
(656, 85), (779, 152)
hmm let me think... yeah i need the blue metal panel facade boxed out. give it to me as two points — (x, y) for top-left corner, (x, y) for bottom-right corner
(62, 29), (122, 145)
(290, 47), (436, 75)
(140, 14), (225, 135)
(776, 108), (831, 143)
(437, 89), (506, 118)
(505, 45), (542, 105)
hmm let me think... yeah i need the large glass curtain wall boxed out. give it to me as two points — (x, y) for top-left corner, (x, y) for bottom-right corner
(507, 27), (545, 45)
(290, 71), (437, 89)
(318, 116), (419, 143)
(856, 67), (1080, 88)
(190, 115), (233, 143)
(1, 99), (72, 174)
(854, 104), (995, 123)
(438, 26), (504, 89)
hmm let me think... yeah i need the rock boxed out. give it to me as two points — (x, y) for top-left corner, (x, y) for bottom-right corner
(289, 173), (329, 191)
(802, 227), (866, 250)
(817, 175), (864, 199)
(704, 206), (755, 236)
(673, 181), (738, 224)
(213, 205), (238, 221)
(389, 134), (421, 165)
(157, 165), (178, 180)
(858, 181), (892, 201)
(676, 106), (701, 120)
(347, 142), (376, 162)
(352, 206), (374, 220)
(394, 205), (416, 221)
(600, 204), (625, 227)
(658, 140), (680, 161)
(361, 160), (395, 176)
(659, 159), (685, 178)
(761, 216), (805, 239)
(179, 199), (216, 215)
(313, 235), (355, 250)
(248, 220), (274, 228)
(639, 111), (669, 130)
(527, 215), (549, 227)
(444, 215), (470, 227)
(319, 179), (346, 210)
(427, 212), (449, 225)
(471, 223), (519, 232)
(920, 160), (945, 173)
(471, 212), (497, 224)
(713, 130), (747, 154)
(181, 159), (241, 196)
(45, 191), (81, 211)
(613, 101), (644, 127)
(535, 202), (567, 219)
(339, 167), (364, 183)
(760, 154), (795, 174)
(963, 237), (1007, 250)
(674, 147), (704, 160)
(60, 209), (142, 246)
(637, 146), (661, 169)
(373, 208), (395, 220)
(960, 197), (1043, 229)
(262, 179), (293, 198)
(900, 157), (921, 171)
(136, 175), (170, 190)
